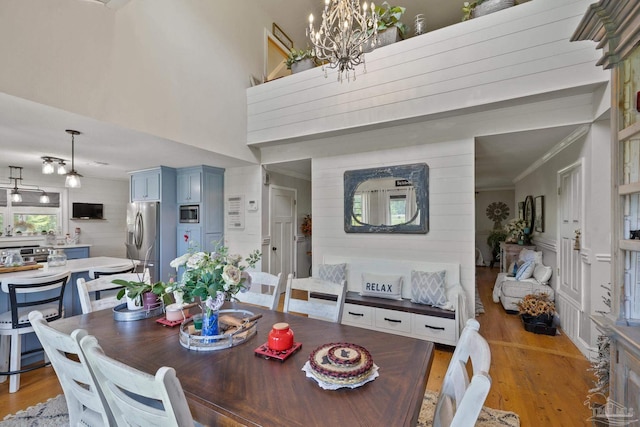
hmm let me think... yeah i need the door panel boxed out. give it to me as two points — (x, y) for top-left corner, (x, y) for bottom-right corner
(270, 187), (295, 278)
(559, 164), (582, 306)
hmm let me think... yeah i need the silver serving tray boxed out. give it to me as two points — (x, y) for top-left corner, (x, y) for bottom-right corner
(113, 303), (164, 321)
(179, 309), (257, 351)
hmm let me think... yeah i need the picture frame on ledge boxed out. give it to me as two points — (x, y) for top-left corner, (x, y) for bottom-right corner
(534, 196), (544, 232)
(272, 23), (293, 51)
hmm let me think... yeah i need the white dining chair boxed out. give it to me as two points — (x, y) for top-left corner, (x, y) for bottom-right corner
(79, 334), (196, 427)
(234, 272), (284, 310)
(0, 270), (71, 393)
(433, 318), (492, 427)
(29, 310), (114, 426)
(77, 269), (150, 314)
(89, 264), (135, 279)
(283, 274), (346, 323)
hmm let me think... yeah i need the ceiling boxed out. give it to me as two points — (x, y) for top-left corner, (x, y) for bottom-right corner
(0, 0), (581, 191)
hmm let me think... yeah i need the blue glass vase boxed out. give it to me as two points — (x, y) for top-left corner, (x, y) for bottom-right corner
(201, 309), (219, 337)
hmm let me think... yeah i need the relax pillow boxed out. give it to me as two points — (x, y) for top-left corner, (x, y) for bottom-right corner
(515, 260), (535, 280)
(410, 270), (448, 308)
(318, 263), (346, 284)
(533, 264), (552, 284)
(361, 273), (403, 300)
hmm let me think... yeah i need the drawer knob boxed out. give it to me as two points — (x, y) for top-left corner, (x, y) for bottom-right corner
(348, 311), (364, 317)
(384, 317), (402, 323)
(424, 324), (445, 331)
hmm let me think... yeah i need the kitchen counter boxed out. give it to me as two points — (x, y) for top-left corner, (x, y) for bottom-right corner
(0, 256), (134, 282)
(49, 244), (92, 249)
(0, 256), (139, 368)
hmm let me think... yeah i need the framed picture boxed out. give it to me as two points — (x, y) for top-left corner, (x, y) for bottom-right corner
(535, 196), (544, 232)
(272, 23), (293, 51)
(518, 202), (524, 220)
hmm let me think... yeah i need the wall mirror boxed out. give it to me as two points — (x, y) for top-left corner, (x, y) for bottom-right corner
(344, 163), (429, 234)
(524, 195), (534, 232)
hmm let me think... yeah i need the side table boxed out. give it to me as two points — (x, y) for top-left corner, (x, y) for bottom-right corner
(499, 242), (536, 272)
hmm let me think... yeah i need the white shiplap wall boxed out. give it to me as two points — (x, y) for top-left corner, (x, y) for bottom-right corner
(312, 139), (475, 319)
(247, 0), (605, 146)
(67, 176), (129, 257)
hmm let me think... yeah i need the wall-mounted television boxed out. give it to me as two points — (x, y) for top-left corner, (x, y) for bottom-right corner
(72, 203), (104, 220)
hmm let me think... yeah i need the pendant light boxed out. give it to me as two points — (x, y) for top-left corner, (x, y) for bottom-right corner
(65, 129), (82, 188)
(39, 191), (50, 204)
(41, 157), (55, 174)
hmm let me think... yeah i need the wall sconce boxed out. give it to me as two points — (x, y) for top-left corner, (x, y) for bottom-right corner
(65, 129), (82, 188)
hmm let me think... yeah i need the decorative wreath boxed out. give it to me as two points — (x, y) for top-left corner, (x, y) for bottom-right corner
(486, 201), (509, 228)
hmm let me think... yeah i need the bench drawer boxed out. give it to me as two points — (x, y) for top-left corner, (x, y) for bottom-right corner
(374, 308), (412, 334)
(342, 303), (374, 327)
(411, 314), (456, 344)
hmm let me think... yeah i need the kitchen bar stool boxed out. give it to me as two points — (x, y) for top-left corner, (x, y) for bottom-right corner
(0, 270), (71, 393)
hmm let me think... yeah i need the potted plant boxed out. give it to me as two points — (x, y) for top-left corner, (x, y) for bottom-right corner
(462, 0), (515, 21)
(373, 1), (407, 46)
(286, 49), (317, 74)
(487, 228), (507, 267)
(113, 276), (171, 310)
(517, 293), (556, 333)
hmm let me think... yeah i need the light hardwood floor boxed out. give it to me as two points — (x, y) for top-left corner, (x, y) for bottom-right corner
(0, 267), (594, 425)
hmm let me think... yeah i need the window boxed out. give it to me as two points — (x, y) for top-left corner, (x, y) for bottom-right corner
(352, 193), (363, 225)
(0, 189), (62, 236)
(389, 194), (407, 225)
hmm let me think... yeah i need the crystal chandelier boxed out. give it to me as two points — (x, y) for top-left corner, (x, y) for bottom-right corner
(308, 0), (378, 82)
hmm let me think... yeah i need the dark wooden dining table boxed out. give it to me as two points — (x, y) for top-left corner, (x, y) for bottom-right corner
(51, 302), (434, 427)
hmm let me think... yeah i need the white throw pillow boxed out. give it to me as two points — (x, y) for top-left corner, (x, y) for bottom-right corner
(519, 249), (543, 265)
(361, 273), (403, 300)
(533, 264), (552, 284)
(410, 270), (449, 308)
(318, 263), (346, 284)
(515, 260), (535, 281)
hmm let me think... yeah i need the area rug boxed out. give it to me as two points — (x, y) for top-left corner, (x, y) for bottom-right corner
(417, 389), (520, 427)
(0, 395), (68, 426)
(475, 284), (485, 315)
(3, 390), (520, 426)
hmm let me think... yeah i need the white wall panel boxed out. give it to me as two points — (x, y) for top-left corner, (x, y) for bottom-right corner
(224, 166), (263, 271)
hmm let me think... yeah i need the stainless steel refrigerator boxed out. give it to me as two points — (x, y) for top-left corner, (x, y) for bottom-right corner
(126, 202), (160, 282)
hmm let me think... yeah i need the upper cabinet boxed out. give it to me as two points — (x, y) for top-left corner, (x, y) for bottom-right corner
(129, 166), (176, 203)
(177, 169), (202, 204)
(131, 169), (160, 201)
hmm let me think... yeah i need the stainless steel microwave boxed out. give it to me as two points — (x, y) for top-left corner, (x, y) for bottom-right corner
(179, 205), (199, 223)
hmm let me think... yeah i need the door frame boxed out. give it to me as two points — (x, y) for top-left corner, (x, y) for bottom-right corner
(268, 185), (297, 278)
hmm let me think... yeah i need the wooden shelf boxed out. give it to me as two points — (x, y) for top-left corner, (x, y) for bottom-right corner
(619, 121), (640, 141)
(620, 239), (640, 251)
(619, 182), (640, 195)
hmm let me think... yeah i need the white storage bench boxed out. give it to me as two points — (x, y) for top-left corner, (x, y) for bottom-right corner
(318, 256), (467, 346)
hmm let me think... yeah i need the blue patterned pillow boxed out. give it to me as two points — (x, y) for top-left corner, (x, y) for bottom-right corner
(515, 260), (535, 280)
(318, 263), (346, 284)
(410, 270), (448, 308)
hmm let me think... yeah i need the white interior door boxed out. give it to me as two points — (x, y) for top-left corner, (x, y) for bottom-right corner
(270, 186), (296, 278)
(558, 162), (583, 305)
